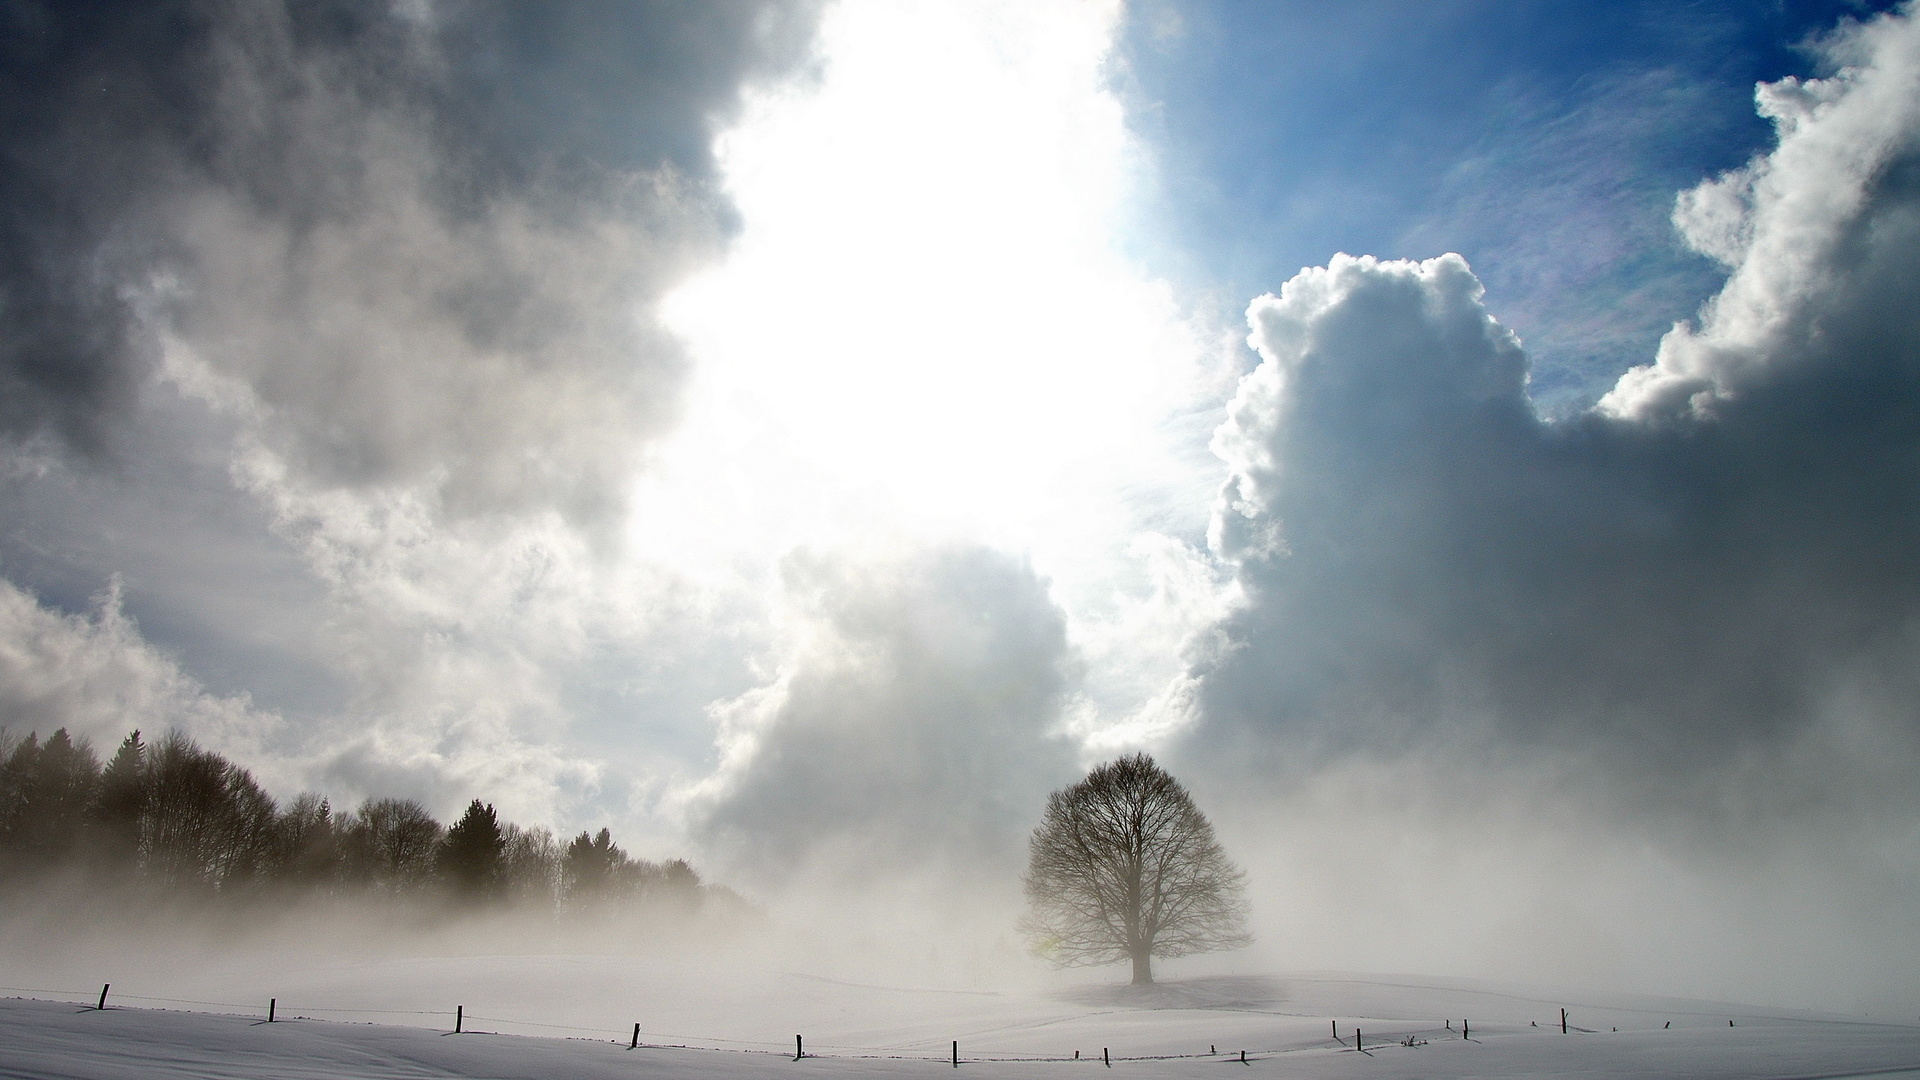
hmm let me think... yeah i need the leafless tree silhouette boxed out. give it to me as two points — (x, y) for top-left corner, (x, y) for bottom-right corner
(1022, 754), (1250, 985)
(341, 797), (444, 893)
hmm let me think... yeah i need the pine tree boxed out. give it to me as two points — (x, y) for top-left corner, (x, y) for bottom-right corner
(274, 793), (338, 890)
(438, 799), (505, 900)
(90, 730), (147, 870)
(563, 827), (624, 902)
(0, 729), (101, 870)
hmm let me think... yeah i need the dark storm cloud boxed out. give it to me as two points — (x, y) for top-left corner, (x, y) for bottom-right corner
(0, 0), (818, 520)
(0, 0), (824, 816)
(1183, 9), (1920, 820)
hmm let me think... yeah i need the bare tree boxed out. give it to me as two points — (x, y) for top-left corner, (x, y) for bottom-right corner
(341, 797), (443, 894)
(271, 793), (339, 890)
(143, 732), (278, 891)
(499, 823), (561, 908)
(1022, 754), (1250, 985)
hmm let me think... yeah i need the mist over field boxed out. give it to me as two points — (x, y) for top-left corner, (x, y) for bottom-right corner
(7, 6), (1920, 1071)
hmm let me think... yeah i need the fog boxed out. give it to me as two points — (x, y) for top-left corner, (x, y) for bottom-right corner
(5, 0), (1920, 1043)
(1164, 5), (1920, 1016)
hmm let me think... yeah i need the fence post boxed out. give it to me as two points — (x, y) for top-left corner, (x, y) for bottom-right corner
(456, 1005), (463, 1034)
(1103, 1047), (1110, 1068)
(268, 998), (275, 1023)
(631, 1023), (640, 1049)
(952, 1040), (958, 1067)
(1463, 1019), (1469, 1039)
(96, 984), (109, 1011)
(1356, 1028), (1362, 1052)
(1331, 1020), (1337, 1041)
(1240, 1049), (1248, 1065)
(795, 1034), (803, 1060)
(1561, 1008), (1567, 1035)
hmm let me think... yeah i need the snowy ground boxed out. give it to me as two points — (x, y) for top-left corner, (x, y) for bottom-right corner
(4, 954), (1919, 1079)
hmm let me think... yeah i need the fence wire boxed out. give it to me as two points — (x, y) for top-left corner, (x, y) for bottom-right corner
(0, 983), (1488, 1064)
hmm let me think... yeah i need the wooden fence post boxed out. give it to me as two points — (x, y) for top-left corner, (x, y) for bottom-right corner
(795, 1034), (803, 1060)
(455, 1005), (463, 1034)
(631, 1023), (640, 1049)
(96, 984), (109, 1010)
(952, 1040), (958, 1067)
(1103, 1047), (1110, 1068)
(1463, 1019), (1469, 1039)
(268, 998), (275, 1023)
(1561, 1008), (1568, 1035)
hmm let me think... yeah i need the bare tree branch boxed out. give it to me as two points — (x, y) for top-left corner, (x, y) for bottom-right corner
(1021, 754), (1250, 984)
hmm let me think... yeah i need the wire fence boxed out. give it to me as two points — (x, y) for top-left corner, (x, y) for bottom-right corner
(0, 985), (451, 1018)
(0, 982), (1751, 1065)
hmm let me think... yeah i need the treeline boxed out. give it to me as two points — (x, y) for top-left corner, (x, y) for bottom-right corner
(0, 727), (721, 917)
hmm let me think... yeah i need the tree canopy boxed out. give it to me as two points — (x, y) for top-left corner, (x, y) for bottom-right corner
(0, 726), (731, 924)
(1022, 753), (1250, 985)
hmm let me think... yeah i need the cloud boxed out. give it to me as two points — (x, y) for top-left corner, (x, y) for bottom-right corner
(0, 574), (277, 771)
(691, 544), (1080, 906)
(0, 0), (818, 525)
(1603, 10), (1920, 420)
(1186, 6), (1920, 822)
(0, 0), (825, 827)
(0, 569), (636, 821)
(1166, 15), (1920, 1000)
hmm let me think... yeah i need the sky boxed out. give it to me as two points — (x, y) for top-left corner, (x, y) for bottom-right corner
(4, 0), (1920, 1014)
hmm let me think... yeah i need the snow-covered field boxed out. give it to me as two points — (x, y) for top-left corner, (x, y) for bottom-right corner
(4, 953), (1919, 1079)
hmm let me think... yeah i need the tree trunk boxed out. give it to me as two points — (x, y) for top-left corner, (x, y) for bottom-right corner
(1131, 949), (1153, 985)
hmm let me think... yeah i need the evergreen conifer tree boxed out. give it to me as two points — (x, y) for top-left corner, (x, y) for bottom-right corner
(439, 799), (505, 900)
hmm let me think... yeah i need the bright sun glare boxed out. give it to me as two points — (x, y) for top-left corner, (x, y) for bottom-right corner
(654, 0), (1208, 575)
